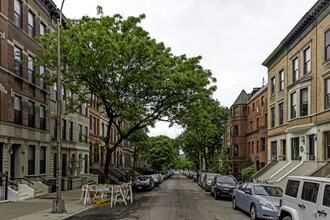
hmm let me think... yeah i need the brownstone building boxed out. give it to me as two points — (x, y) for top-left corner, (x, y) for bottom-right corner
(0, 0), (55, 180)
(89, 93), (101, 169)
(246, 85), (268, 171)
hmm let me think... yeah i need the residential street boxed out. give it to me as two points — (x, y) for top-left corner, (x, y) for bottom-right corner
(69, 174), (250, 220)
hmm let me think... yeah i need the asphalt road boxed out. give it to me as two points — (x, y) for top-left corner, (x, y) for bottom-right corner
(69, 174), (251, 220)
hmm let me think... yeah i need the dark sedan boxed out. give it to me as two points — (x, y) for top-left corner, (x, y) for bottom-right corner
(151, 174), (161, 187)
(210, 175), (238, 199)
(132, 175), (155, 191)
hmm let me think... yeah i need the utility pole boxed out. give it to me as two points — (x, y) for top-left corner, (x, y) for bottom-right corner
(52, 0), (66, 213)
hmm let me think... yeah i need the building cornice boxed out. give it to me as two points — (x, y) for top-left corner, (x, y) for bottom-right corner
(262, 0), (330, 70)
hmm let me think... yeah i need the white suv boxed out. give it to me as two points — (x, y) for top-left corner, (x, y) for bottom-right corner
(278, 176), (330, 220)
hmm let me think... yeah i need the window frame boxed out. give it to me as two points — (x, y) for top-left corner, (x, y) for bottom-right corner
(14, 96), (22, 125)
(271, 107), (275, 128)
(28, 55), (35, 83)
(14, 46), (22, 76)
(271, 76), (275, 97)
(300, 88), (308, 116)
(325, 78), (330, 110)
(40, 105), (46, 130)
(279, 69), (284, 91)
(28, 145), (35, 175)
(28, 101), (35, 128)
(291, 92), (297, 119)
(28, 11), (35, 38)
(292, 57), (299, 83)
(279, 102), (284, 125)
(14, 0), (22, 28)
(40, 146), (46, 174)
(325, 29), (330, 61)
(303, 46), (311, 75)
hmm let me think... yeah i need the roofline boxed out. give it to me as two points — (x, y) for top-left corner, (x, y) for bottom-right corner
(262, 0), (330, 69)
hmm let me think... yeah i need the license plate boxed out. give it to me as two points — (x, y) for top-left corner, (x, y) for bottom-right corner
(138, 187), (142, 189)
(229, 192), (232, 195)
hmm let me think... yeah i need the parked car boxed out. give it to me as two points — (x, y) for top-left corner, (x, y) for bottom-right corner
(278, 176), (330, 220)
(210, 175), (238, 199)
(232, 182), (283, 220)
(203, 173), (217, 191)
(199, 173), (205, 187)
(151, 174), (161, 187)
(132, 175), (155, 191)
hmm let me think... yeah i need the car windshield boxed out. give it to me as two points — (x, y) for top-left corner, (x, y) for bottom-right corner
(136, 176), (150, 181)
(253, 185), (283, 197)
(151, 175), (159, 179)
(207, 175), (215, 180)
(217, 176), (237, 184)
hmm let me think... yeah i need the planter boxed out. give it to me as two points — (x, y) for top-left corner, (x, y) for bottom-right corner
(309, 155), (315, 161)
(279, 156), (285, 161)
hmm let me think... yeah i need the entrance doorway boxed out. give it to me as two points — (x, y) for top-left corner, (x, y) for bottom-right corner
(291, 137), (299, 160)
(309, 135), (315, 160)
(326, 132), (330, 160)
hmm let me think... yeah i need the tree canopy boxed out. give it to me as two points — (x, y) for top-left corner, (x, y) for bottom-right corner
(34, 10), (216, 181)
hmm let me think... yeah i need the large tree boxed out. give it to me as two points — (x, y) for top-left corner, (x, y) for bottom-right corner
(35, 10), (215, 181)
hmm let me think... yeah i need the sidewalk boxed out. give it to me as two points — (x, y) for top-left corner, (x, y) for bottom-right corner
(0, 188), (92, 220)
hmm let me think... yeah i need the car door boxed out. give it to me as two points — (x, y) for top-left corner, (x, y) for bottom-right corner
(236, 183), (247, 209)
(211, 176), (216, 194)
(316, 183), (330, 219)
(297, 180), (320, 220)
(241, 183), (252, 212)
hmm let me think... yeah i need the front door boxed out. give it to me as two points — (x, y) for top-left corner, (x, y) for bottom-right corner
(292, 137), (300, 160)
(10, 151), (15, 179)
(309, 135), (315, 160)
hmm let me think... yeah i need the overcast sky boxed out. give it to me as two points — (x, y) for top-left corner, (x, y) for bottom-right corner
(53, 0), (317, 138)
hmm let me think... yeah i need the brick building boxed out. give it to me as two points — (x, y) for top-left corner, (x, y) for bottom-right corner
(246, 85), (268, 171)
(0, 0), (55, 179)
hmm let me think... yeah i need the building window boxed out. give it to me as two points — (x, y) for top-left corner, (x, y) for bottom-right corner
(303, 47), (311, 75)
(40, 66), (45, 89)
(234, 145), (238, 157)
(97, 119), (100, 136)
(28, 56), (35, 83)
(102, 123), (105, 137)
(261, 96), (264, 106)
(282, 139), (286, 156)
(326, 78), (330, 110)
(93, 117), (96, 134)
(40, 106), (46, 130)
(62, 119), (66, 140)
(69, 121), (73, 141)
(28, 101), (35, 128)
(234, 107), (239, 116)
(85, 126), (88, 143)
(14, 96), (22, 125)
(248, 142), (250, 154)
(14, 0), (22, 28)
(261, 138), (265, 151)
(89, 117), (92, 131)
(40, 147), (46, 174)
(253, 103), (255, 112)
(85, 103), (88, 116)
(271, 141), (277, 159)
(257, 140), (259, 152)
(291, 92), (297, 119)
(54, 83), (57, 101)
(28, 11), (35, 38)
(271, 107), (275, 128)
(271, 76), (275, 97)
(300, 88), (308, 116)
(14, 46), (22, 76)
(234, 125), (238, 136)
(0, 144), (3, 172)
(79, 125), (82, 142)
(94, 144), (99, 162)
(249, 121), (253, 131)
(292, 57), (298, 83)
(28, 146), (35, 175)
(257, 118), (259, 129)
(325, 30), (330, 61)
(279, 70), (284, 91)
(279, 102), (284, 125)
(251, 141), (254, 153)
(40, 23), (46, 36)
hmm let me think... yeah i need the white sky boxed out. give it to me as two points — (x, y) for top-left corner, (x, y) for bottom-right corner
(53, 0), (317, 138)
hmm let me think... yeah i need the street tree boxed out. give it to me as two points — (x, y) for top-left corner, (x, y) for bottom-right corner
(144, 136), (177, 171)
(34, 9), (215, 181)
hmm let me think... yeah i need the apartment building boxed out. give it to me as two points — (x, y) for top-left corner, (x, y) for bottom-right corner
(246, 85), (268, 171)
(0, 0), (56, 180)
(256, 0), (330, 187)
(89, 93), (101, 169)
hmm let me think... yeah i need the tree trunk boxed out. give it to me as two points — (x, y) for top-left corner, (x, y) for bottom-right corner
(132, 146), (137, 181)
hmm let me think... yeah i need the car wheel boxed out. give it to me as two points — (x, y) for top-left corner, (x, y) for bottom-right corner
(214, 190), (218, 200)
(283, 217), (292, 220)
(232, 197), (237, 210)
(250, 204), (259, 220)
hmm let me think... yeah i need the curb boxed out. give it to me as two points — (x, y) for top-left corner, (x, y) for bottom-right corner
(61, 205), (93, 220)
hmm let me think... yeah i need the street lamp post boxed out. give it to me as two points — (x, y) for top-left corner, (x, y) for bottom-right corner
(52, 0), (66, 213)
